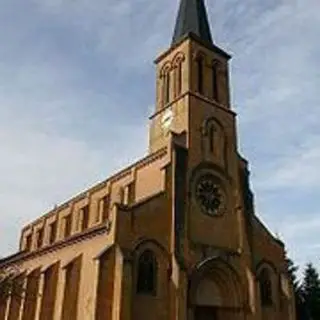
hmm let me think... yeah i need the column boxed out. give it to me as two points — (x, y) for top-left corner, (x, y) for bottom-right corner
(95, 252), (113, 320)
(34, 273), (44, 320)
(7, 274), (24, 320)
(39, 263), (59, 320)
(61, 257), (82, 320)
(0, 297), (8, 320)
(112, 247), (123, 320)
(21, 269), (41, 320)
(119, 253), (132, 320)
(178, 271), (188, 320)
(54, 267), (65, 320)
(18, 275), (28, 320)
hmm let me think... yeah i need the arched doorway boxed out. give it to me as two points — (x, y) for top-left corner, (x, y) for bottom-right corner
(189, 257), (245, 320)
(194, 278), (221, 319)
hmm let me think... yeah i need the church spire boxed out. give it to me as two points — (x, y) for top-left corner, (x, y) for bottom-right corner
(171, 0), (213, 46)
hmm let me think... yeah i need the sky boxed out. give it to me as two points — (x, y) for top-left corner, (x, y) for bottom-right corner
(0, 0), (319, 275)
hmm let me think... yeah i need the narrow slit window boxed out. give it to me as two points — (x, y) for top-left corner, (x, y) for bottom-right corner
(25, 234), (32, 251)
(164, 72), (171, 104)
(64, 215), (72, 238)
(49, 221), (57, 244)
(36, 228), (44, 249)
(209, 125), (215, 153)
(176, 62), (182, 96)
(99, 195), (110, 223)
(81, 205), (90, 231)
(197, 57), (204, 94)
(212, 63), (219, 101)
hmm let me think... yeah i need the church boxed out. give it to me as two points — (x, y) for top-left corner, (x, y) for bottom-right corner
(0, 0), (295, 319)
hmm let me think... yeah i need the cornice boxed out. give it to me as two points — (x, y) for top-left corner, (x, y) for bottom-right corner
(154, 33), (232, 64)
(253, 216), (285, 248)
(0, 224), (109, 268)
(116, 190), (166, 212)
(188, 91), (237, 116)
(149, 92), (189, 120)
(149, 91), (237, 121)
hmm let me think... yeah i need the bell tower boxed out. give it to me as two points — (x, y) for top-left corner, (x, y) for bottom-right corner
(149, 0), (232, 154)
(149, 0), (243, 251)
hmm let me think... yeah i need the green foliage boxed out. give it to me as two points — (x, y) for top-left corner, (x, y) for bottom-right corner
(286, 255), (299, 289)
(285, 254), (306, 319)
(286, 255), (320, 320)
(301, 263), (320, 320)
(0, 266), (24, 302)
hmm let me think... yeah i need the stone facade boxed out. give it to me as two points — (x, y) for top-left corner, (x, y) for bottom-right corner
(0, 1), (295, 319)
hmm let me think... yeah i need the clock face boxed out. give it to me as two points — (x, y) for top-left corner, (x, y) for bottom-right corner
(161, 109), (173, 130)
(195, 173), (224, 216)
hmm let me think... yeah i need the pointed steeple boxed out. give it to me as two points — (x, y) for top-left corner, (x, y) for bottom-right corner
(172, 0), (213, 46)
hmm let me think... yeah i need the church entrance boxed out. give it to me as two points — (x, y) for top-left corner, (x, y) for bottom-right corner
(189, 257), (245, 320)
(194, 306), (217, 320)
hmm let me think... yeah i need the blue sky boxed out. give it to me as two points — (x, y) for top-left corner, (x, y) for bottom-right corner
(0, 0), (319, 274)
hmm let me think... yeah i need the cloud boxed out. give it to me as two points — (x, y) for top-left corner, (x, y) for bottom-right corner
(254, 136), (320, 190)
(0, 115), (147, 255)
(214, 0), (320, 268)
(0, 0), (319, 273)
(0, 0), (150, 255)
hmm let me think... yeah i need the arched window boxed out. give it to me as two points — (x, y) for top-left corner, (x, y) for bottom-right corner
(196, 56), (204, 94)
(259, 268), (273, 306)
(209, 125), (215, 153)
(172, 53), (185, 98)
(202, 117), (226, 164)
(136, 250), (158, 295)
(163, 71), (171, 105)
(176, 62), (182, 97)
(212, 62), (219, 101)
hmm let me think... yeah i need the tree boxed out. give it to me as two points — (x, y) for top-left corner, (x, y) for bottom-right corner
(285, 254), (305, 320)
(286, 255), (299, 289)
(0, 265), (24, 302)
(301, 263), (320, 320)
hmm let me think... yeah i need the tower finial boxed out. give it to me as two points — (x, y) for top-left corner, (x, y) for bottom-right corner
(172, 0), (213, 46)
